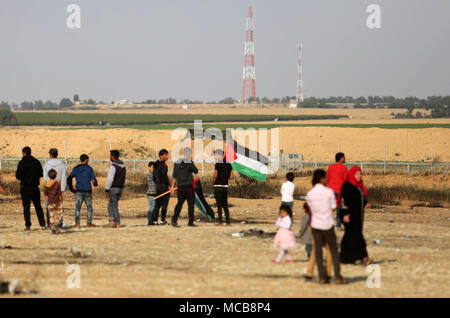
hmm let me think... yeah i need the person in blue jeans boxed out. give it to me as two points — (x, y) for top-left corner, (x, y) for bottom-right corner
(105, 150), (126, 228)
(147, 161), (157, 225)
(67, 154), (98, 228)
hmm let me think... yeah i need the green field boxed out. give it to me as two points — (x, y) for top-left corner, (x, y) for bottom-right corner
(13, 113), (346, 126)
(9, 112), (450, 129)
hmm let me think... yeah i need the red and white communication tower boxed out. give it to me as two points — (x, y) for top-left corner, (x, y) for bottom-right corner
(242, 5), (256, 103)
(296, 43), (304, 103)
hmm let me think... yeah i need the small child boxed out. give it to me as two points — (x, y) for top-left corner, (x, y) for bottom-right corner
(44, 169), (63, 234)
(299, 203), (313, 259)
(147, 161), (157, 225)
(281, 172), (295, 208)
(272, 205), (297, 264)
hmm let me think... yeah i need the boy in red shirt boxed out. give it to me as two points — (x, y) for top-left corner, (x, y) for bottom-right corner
(326, 152), (348, 229)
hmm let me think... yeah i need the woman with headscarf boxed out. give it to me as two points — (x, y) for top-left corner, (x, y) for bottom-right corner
(339, 166), (372, 265)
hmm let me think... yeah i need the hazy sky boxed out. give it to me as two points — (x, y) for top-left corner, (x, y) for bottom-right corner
(1, 0), (449, 102)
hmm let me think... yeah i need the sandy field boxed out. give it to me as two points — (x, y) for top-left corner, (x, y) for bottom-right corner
(0, 126), (449, 162)
(0, 193), (449, 298)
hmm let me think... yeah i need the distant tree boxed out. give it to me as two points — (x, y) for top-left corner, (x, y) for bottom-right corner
(74, 94), (80, 102)
(0, 109), (18, 125)
(281, 96), (295, 104)
(83, 98), (96, 105)
(34, 100), (44, 109)
(21, 101), (34, 110)
(355, 96), (367, 104)
(181, 98), (203, 104)
(430, 106), (449, 118)
(43, 100), (59, 110)
(157, 98), (177, 104)
(218, 97), (237, 104)
(0, 101), (11, 110)
(382, 96), (396, 103)
(59, 98), (74, 108)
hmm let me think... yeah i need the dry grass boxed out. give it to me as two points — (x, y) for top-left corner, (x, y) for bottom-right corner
(2, 171), (448, 204)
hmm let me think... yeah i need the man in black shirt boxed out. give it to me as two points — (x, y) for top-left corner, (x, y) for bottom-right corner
(170, 148), (198, 227)
(212, 149), (233, 225)
(15, 147), (46, 230)
(152, 149), (171, 225)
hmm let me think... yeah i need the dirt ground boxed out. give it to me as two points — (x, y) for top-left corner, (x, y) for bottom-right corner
(0, 194), (449, 298)
(1, 126), (449, 162)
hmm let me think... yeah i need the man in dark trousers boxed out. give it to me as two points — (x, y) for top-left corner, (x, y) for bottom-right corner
(170, 147), (198, 227)
(15, 147), (46, 231)
(212, 149), (233, 225)
(152, 149), (171, 225)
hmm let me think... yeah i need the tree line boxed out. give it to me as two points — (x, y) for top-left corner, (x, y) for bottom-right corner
(1, 95), (449, 118)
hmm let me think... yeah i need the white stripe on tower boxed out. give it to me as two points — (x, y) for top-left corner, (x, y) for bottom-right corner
(242, 5), (256, 103)
(296, 43), (304, 103)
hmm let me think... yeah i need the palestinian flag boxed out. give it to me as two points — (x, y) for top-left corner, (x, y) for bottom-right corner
(193, 178), (214, 221)
(225, 138), (269, 181)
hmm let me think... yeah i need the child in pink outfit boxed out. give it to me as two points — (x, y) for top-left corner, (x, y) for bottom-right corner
(272, 205), (297, 264)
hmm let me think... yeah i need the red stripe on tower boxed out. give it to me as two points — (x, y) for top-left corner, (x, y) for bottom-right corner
(242, 5), (256, 104)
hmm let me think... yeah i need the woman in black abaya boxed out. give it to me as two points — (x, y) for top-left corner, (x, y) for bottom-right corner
(339, 166), (373, 265)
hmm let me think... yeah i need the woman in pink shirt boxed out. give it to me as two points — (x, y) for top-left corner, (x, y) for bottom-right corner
(306, 169), (347, 285)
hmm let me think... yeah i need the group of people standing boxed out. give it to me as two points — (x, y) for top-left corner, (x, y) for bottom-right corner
(4, 145), (234, 233)
(273, 152), (372, 285)
(146, 148), (233, 227)
(13, 147), (126, 232)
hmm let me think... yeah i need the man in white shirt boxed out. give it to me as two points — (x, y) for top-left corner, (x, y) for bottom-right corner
(43, 148), (67, 228)
(306, 169), (347, 285)
(281, 172), (295, 207)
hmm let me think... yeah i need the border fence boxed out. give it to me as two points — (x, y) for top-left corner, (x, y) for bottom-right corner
(0, 157), (449, 176)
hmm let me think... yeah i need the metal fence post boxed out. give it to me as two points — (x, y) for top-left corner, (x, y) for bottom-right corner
(430, 145), (433, 170)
